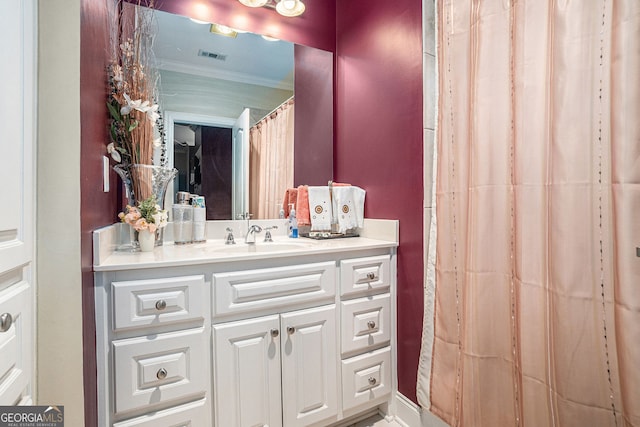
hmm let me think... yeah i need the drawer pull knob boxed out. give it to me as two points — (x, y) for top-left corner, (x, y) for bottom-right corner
(367, 320), (376, 330)
(156, 368), (167, 380)
(270, 328), (279, 338)
(368, 377), (377, 386)
(367, 272), (376, 280)
(287, 326), (296, 335)
(155, 300), (167, 311)
(0, 313), (12, 333)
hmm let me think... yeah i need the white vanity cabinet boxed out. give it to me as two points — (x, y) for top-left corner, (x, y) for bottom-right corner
(94, 274), (212, 427)
(213, 305), (337, 427)
(212, 261), (338, 427)
(339, 255), (393, 415)
(94, 221), (398, 427)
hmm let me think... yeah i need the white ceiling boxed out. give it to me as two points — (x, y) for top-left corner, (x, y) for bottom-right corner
(153, 9), (295, 90)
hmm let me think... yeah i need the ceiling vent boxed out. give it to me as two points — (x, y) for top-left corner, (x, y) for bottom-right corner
(197, 49), (227, 61)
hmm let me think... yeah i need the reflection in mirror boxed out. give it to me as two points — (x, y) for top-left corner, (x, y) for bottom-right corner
(155, 8), (294, 220)
(150, 6), (334, 220)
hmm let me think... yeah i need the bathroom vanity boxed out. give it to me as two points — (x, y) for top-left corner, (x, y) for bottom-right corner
(93, 219), (398, 427)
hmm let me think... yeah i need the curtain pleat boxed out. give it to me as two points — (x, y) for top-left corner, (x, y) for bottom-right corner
(419, 1), (640, 426)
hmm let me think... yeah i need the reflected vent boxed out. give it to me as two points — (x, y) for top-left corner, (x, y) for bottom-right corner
(197, 50), (227, 61)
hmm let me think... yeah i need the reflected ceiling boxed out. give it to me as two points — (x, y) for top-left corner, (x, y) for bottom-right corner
(153, 9), (294, 90)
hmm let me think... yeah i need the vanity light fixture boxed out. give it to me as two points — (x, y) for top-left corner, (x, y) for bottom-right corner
(210, 23), (238, 38)
(237, 0), (306, 17)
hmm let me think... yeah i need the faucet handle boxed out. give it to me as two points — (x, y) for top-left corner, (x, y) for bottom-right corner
(225, 227), (236, 245)
(264, 225), (278, 242)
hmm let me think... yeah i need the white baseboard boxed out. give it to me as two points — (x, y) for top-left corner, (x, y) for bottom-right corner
(393, 392), (449, 427)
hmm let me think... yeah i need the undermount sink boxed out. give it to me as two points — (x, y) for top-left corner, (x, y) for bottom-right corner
(207, 240), (312, 254)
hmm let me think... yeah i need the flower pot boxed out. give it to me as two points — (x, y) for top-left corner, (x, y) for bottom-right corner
(138, 229), (156, 252)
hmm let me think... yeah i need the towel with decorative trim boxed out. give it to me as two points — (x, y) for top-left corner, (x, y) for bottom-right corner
(307, 186), (332, 231)
(331, 185), (366, 233)
(295, 185), (310, 226)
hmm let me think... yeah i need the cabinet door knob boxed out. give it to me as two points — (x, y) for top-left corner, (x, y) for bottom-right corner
(367, 320), (376, 330)
(155, 300), (167, 311)
(0, 313), (12, 333)
(368, 377), (377, 386)
(156, 368), (168, 380)
(270, 328), (279, 338)
(287, 326), (296, 335)
(367, 272), (376, 280)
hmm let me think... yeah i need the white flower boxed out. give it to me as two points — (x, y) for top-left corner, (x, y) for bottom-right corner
(120, 93), (152, 116)
(107, 143), (121, 162)
(146, 103), (160, 125)
(152, 210), (168, 229)
(153, 137), (162, 148)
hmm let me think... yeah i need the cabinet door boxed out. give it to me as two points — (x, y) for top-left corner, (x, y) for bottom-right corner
(213, 315), (282, 427)
(280, 305), (338, 427)
(0, 0), (35, 405)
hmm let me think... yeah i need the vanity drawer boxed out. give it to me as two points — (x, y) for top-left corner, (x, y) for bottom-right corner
(341, 293), (391, 355)
(340, 255), (390, 297)
(0, 281), (30, 405)
(112, 327), (208, 415)
(213, 261), (335, 319)
(112, 275), (205, 332)
(341, 347), (391, 412)
(113, 399), (209, 427)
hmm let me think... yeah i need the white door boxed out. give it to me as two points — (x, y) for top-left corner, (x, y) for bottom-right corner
(0, 0), (36, 405)
(231, 108), (250, 219)
(213, 315), (282, 427)
(280, 305), (338, 427)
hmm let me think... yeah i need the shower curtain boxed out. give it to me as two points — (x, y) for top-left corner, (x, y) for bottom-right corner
(418, 1), (639, 426)
(249, 98), (294, 219)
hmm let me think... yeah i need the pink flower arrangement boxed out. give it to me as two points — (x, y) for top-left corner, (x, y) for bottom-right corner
(118, 196), (168, 233)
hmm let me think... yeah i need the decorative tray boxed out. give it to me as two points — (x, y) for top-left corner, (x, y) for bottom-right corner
(301, 232), (360, 240)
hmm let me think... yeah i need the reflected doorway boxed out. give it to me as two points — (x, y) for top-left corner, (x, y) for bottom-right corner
(173, 123), (233, 220)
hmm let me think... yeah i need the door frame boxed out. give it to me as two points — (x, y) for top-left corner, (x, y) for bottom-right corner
(162, 111), (236, 211)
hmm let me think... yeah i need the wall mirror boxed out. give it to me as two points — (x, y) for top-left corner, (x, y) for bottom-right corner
(147, 6), (334, 220)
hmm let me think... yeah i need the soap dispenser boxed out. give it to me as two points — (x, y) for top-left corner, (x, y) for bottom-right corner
(288, 204), (298, 238)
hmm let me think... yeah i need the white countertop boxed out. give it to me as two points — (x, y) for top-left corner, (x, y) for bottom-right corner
(93, 219), (399, 272)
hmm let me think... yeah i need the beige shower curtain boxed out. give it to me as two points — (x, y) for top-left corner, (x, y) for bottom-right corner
(249, 98), (294, 218)
(418, 1), (639, 426)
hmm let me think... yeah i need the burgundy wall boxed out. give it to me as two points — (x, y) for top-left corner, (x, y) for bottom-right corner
(80, 0), (118, 424)
(81, 0), (425, 419)
(294, 44), (334, 186)
(80, 2), (337, 425)
(335, 0), (424, 403)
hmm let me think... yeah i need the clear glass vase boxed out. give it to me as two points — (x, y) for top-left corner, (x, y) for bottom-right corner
(114, 164), (177, 250)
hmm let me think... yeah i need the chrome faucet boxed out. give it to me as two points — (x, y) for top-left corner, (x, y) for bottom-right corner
(264, 226), (278, 242)
(245, 224), (263, 244)
(225, 227), (236, 245)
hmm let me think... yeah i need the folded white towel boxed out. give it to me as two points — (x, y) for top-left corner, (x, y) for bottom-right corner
(332, 186), (366, 233)
(307, 186), (332, 231)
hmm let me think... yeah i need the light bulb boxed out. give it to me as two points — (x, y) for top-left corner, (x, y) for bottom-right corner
(275, 0), (305, 17)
